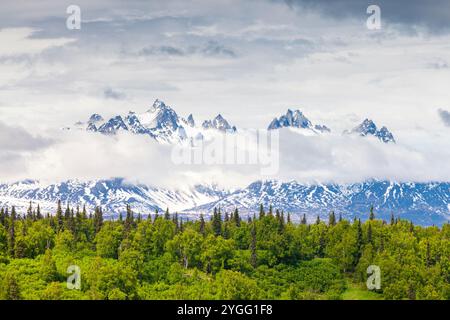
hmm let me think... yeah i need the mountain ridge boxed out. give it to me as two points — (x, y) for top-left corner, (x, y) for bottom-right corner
(1, 178), (448, 225)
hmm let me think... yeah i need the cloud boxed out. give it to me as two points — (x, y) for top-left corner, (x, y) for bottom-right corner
(281, 0), (450, 34)
(0, 28), (75, 57)
(1, 126), (450, 189)
(137, 41), (236, 58)
(0, 121), (53, 151)
(438, 109), (450, 127)
(103, 87), (126, 100)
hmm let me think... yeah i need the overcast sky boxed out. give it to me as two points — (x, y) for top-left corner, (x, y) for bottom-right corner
(0, 0), (449, 187)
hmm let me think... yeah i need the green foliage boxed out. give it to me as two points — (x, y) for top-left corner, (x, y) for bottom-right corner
(0, 203), (449, 300)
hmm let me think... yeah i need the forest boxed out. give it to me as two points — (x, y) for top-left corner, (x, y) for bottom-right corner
(0, 201), (449, 300)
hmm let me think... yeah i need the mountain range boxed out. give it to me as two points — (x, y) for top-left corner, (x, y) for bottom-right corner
(0, 179), (448, 226)
(69, 99), (237, 144)
(67, 99), (395, 143)
(3, 99), (439, 225)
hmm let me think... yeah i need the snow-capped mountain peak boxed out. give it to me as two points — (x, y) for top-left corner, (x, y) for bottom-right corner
(88, 114), (104, 124)
(202, 114), (237, 133)
(268, 109), (330, 134)
(73, 99), (239, 143)
(141, 99), (181, 131)
(345, 119), (395, 143)
(186, 114), (195, 127)
(97, 115), (128, 135)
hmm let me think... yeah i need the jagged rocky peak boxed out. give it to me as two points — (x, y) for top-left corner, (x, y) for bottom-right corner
(97, 115), (128, 135)
(88, 114), (104, 124)
(125, 111), (148, 135)
(144, 99), (180, 131)
(346, 119), (395, 143)
(268, 109), (329, 133)
(202, 114), (237, 132)
(314, 124), (331, 133)
(186, 114), (195, 127)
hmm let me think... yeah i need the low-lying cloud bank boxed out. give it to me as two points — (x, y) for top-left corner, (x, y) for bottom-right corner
(0, 121), (449, 189)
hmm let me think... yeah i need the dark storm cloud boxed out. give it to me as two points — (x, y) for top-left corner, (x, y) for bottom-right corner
(281, 0), (450, 33)
(438, 109), (450, 127)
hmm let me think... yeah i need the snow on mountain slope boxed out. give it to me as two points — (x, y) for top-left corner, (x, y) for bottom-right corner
(344, 119), (395, 143)
(186, 180), (450, 225)
(0, 178), (228, 217)
(268, 109), (331, 134)
(0, 179), (448, 225)
(72, 99), (237, 144)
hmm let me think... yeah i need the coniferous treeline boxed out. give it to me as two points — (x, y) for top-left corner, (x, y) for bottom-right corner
(0, 201), (449, 300)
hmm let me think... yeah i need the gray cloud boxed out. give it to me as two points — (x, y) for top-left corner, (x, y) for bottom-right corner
(138, 41), (236, 58)
(103, 87), (126, 100)
(0, 121), (53, 151)
(427, 60), (449, 70)
(438, 109), (450, 127)
(281, 0), (450, 33)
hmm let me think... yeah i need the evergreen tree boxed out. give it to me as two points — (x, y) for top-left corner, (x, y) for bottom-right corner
(36, 204), (42, 220)
(250, 221), (257, 268)
(367, 223), (373, 244)
(316, 215), (321, 225)
(390, 213), (395, 225)
(259, 204), (265, 219)
(7, 206), (16, 257)
(199, 214), (206, 235)
(354, 219), (363, 267)
(93, 207), (103, 234)
(81, 204), (87, 220)
(369, 206), (375, 220)
(64, 203), (71, 229)
(164, 208), (170, 220)
(26, 201), (33, 220)
(56, 200), (64, 231)
(328, 211), (336, 226)
(300, 214), (307, 224)
(233, 208), (241, 227)
(0, 208), (5, 226)
(212, 208), (222, 236)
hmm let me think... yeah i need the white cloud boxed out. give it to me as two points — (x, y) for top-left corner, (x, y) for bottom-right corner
(0, 28), (75, 57)
(1, 126), (449, 189)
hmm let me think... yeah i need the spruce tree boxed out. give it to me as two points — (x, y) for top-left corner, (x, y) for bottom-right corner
(250, 222), (257, 268)
(212, 208), (222, 236)
(233, 208), (240, 227)
(300, 214), (307, 225)
(328, 211), (336, 226)
(390, 213), (395, 225)
(369, 206), (375, 220)
(367, 223), (373, 244)
(164, 208), (170, 220)
(0, 208), (5, 226)
(36, 204), (42, 220)
(199, 214), (206, 235)
(259, 204), (265, 219)
(56, 200), (63, 231)
(7, 206), (17, 257)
